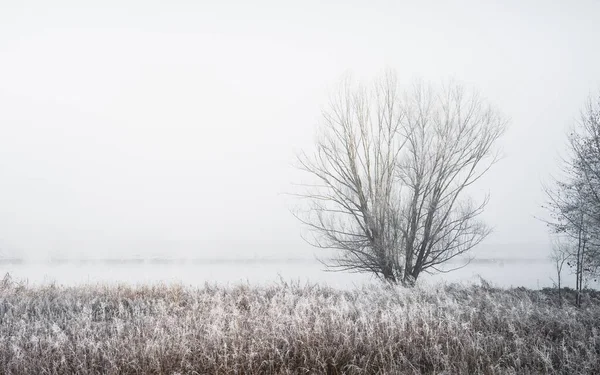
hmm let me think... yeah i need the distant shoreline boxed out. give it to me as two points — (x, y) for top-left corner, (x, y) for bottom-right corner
(0, 256), (552, 265)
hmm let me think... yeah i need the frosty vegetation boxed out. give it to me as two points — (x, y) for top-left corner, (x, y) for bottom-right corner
(544, 94), (600, 306)
(0, 276), (598, 374)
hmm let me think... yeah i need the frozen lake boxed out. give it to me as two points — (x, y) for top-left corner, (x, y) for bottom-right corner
(1, 257), (592, 290)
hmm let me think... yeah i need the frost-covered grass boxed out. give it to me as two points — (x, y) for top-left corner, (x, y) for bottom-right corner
(0, 276), (599, 374)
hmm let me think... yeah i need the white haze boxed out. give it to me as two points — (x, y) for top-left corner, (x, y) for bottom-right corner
(0, 0), (599, 262)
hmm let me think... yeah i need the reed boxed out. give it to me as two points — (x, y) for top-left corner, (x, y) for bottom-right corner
(0, 276), (598, 374)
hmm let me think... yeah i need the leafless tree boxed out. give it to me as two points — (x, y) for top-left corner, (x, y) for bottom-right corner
(294, 72), (507, 285)
(549, 239), (570, 307)
(543, 93), (600, 305)
(543, 176), (594, 307)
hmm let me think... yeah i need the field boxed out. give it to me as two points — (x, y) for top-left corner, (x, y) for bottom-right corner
(0, 275), (599, 374)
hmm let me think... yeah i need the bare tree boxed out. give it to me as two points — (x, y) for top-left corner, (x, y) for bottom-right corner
(543, 93), (600, 305)
(543, 174), (594, 307)
(549, 239), (569, 307)
(294, 72), (507, 285)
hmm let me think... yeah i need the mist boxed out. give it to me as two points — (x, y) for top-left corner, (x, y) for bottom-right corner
(1, 0), (599, 264)
(3, 3), (600, 373)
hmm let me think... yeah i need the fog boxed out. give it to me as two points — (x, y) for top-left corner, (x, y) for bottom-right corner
(1, 0), (599, 267)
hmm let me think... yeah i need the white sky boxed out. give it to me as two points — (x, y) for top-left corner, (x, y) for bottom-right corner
(0, 0), (599, 260)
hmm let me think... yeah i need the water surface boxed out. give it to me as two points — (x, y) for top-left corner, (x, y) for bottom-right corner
(2, 257), (589, 290)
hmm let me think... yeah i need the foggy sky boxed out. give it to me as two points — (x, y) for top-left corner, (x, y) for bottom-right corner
(0, 0), (599, 260)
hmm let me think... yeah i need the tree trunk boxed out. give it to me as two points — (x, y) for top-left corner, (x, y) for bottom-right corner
(382, 265), (396, 283)
(558, 265), (562, 307)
